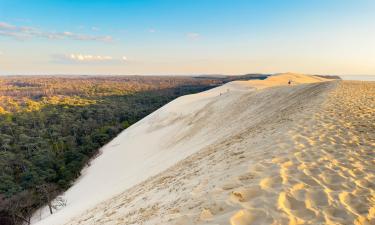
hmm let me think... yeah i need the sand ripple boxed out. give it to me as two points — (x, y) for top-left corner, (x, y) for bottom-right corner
(228, 81), (375, 225)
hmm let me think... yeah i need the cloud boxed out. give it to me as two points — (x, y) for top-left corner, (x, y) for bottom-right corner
(0, 21), (113, 42)
(0, 22), (36, 39)
(148, 28), (156, 33)
(91, 26), (100, 31)
(0, 22), (16, 30)
(187, 32), (200, 40)
(69, 54), (113, 61)
(53, 53), (127, 64)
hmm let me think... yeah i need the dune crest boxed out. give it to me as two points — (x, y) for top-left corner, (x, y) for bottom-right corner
(266, 72), (328, 84)
(235, 72), (329, 90)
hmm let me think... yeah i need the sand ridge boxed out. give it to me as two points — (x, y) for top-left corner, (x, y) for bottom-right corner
(37, 75), (374, 225)
(235, 72), (328, 90)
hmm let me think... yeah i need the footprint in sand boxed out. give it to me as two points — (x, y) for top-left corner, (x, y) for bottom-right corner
(259, 175), (282, 191)
(339, 192), (370, 216)
(230, 209), (273, 225)
(230, 186), (264, 203)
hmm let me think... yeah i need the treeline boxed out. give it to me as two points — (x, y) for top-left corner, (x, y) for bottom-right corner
(0, 75), (220, 98)
(0, 76), (222, 225)
(0, 76), (221, 113)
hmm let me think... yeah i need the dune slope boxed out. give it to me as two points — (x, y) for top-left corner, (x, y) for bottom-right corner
(35, 73), (314, 224)
(35, 74), (374, 225)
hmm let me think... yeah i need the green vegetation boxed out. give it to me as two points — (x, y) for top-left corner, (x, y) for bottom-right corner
(0, 76), (224, 225)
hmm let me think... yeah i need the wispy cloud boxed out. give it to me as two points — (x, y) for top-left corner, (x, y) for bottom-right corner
(187, 32), (200, 40)
(0, 22), (16, 30)
(0, 22), (113, 42)
(69, 54), (113, 62)
(148, 28), (156, 33)
(53, 53), (128, 64)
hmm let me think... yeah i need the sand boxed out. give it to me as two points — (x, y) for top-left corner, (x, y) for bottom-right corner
(225, 81), (375, 225)
(35, 74), (375, 225)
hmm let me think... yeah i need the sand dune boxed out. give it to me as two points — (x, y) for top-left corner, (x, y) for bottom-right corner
(35, 74), (375, 225)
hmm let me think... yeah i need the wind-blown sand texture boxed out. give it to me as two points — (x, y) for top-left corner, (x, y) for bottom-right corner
(34, 74), (375, 225)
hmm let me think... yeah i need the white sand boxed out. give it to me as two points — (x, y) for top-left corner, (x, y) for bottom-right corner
(33, 74), (375, 225)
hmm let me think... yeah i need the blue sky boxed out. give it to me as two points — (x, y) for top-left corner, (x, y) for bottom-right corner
(0, 0), (374, 75)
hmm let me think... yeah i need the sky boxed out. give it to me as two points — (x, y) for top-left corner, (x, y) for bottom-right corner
(0, 0), (374, 75)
